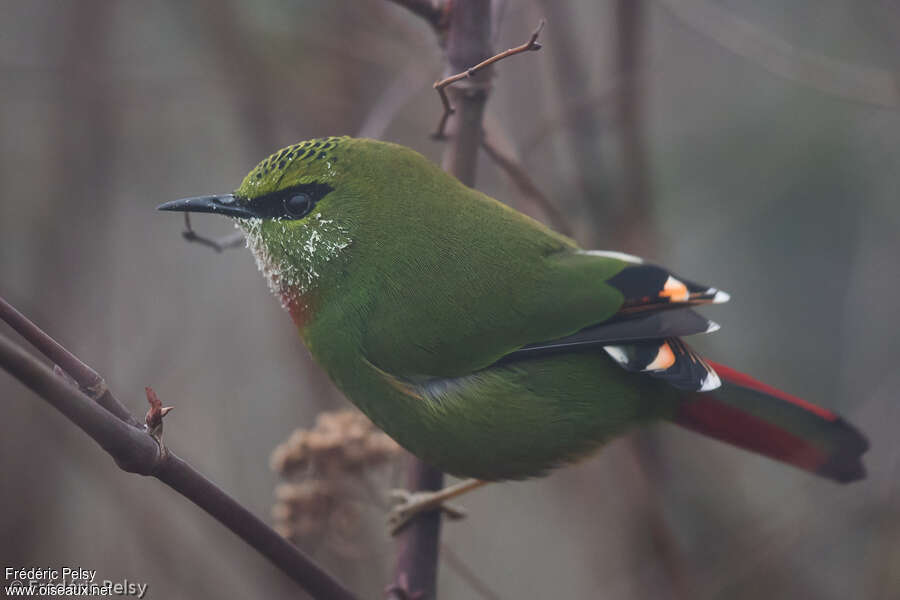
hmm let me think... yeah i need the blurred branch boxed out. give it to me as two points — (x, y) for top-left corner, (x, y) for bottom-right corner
(657, 0), (900, 109)
(489, 0), (509, 45)
(481, 123), (573, 237)
(520, 87), (617, 158)
(534, 0), (610, 246)
(386, 0), (450, 33)
(613, 2), (692, 597)
(614, 0), (652, 253)
(441, 544), (504, 600)
(0, 297), (359, 600)
(357, 59), (431, 139)
(192, 0), (281, 153)
(431, 19), (544, 140)
(624, 437), (692, 599)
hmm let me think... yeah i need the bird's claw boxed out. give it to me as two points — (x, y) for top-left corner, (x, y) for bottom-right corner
(387, 489), (467, 535)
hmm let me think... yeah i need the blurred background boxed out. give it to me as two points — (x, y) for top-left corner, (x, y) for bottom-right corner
(1, 1), (899, 598)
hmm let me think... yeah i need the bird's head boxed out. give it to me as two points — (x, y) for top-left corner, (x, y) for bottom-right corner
(159, 136), (398, 315)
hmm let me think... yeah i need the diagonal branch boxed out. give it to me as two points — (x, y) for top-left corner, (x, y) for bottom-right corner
(657, 0), (900, 109)
(481, 125), (573, 237)
(0, 332), (162, 472)
(0, 295), (139, 427)
(0, 298), (359, 600)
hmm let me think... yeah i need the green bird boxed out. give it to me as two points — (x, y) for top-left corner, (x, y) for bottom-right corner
(159, 136), (868, 529)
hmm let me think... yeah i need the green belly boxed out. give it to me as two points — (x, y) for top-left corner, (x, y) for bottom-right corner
(343, 353), (682, 480)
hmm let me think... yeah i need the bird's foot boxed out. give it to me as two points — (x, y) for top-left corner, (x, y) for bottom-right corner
(387, 488), (467, 535)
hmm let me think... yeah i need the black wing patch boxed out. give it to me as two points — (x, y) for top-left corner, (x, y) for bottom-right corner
(497, 253), (728, 393)
(607, 264), (729, 315)
(603, 337), (721, 391)
(505, 309), (718, 361)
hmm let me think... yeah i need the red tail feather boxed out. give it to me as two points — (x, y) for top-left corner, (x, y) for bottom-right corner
(707, 361), (838, 421)
(672, 362), (868, 483)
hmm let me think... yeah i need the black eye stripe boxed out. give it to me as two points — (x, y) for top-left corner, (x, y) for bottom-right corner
(236, 182), (333, 220)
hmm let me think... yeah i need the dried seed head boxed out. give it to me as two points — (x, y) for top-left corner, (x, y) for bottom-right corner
(270, 409), (401, 477)
(270, 409), (405, 555)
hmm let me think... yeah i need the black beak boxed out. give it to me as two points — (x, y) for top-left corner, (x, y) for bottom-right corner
(157, 194), (255, 218)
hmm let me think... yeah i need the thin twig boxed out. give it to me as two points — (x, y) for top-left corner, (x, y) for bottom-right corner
(431, 19), (545, 139)
(181, 213), (245, 253)
(0, 299), (359, 600)
(481, 127), (573, 237)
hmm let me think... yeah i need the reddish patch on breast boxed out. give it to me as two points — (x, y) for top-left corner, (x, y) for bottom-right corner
(284, 293), (315, 328)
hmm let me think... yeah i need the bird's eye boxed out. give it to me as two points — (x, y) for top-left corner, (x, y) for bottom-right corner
(284, 193), (312, 217)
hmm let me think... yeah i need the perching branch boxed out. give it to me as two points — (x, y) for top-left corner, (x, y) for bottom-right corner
(0, 296), (359, 600)
(431, 19), (545, 139)
(0, 296), (139, 427)
(388, 458), (446, 600)
(385, 2), (514, 599)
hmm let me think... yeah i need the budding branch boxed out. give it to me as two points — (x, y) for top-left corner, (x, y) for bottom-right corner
(0, 295), (359, 600)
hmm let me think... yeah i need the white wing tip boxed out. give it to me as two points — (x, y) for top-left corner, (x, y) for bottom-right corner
(705, 320), (721, 334)
(603, 345), (629, 365)
(712, 289), (731, 303)
(700, 368), (722, 391)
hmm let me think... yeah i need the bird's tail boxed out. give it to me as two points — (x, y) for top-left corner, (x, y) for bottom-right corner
(670, 361), (869, 482)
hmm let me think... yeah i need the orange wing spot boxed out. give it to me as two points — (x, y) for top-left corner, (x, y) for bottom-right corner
(646, 341), (676, 371)
(659, 276), (690, 302)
